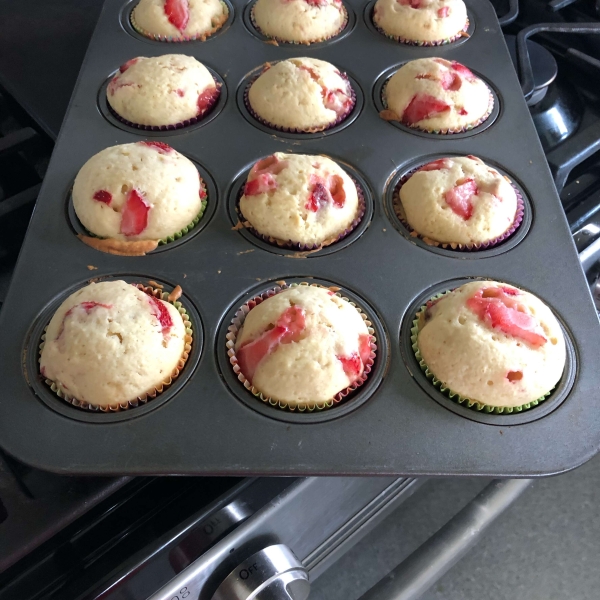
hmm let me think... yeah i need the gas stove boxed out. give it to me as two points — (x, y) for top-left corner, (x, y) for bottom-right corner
(0, 1), (599, 599)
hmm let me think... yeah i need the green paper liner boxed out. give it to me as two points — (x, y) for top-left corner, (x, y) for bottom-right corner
(226, 282), (377, 412)
(381, 79), (494, 135)
(39, 283), (193, 412)
(373, 18), (470, 46)
(249, 2), (348, 45)
(411, 291), (553, 414)
(130, 1), (229, 42)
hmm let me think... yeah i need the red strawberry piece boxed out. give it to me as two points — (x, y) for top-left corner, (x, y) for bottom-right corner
(437, 6), (450, 17)
(164, 0), (189, 31)
(244, 173), (278, 196)
(419, 158), (453, 172)
(237, 306), (306, 382)
(147, 295), (174, 335)
(467, 155), (480, 161)
(199, 186), (207, 200)
(466, 288), (547, 348)
(402, 94), (450, 125)
(501, 286), (520, 296)
(306, 178), (331, 212)
(93, 190), (112, 204)
(337, 353), (363, 380)
(139, 141), (173, 154)
(120, 189), (150, 236)
(444, 178), (478, 220)
(398, 0), (423, 7)
(176, 89), (185, 97)
(251, 155), (289, 178)
(358, 333), (372, 364)
(329, 175), (346, 208)
(197, 87), (216, 116)
(304, 0), (328, 6)
(450, 61), (475, 79)
(108, 77), (135, 96)
(439, 70), (462, 91)
(119, 58), (139, 73)
(323, 89), (352, 116)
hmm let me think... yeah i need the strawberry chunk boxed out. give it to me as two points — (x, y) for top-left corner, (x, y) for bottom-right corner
(237, 306), (306, 382)
(56, 302), (112, 340)
(329, 175), (346, 208)
(199, 186), (207, 200)
(323, 89), (352, 117)
(164, 0), (189, 31)
(306, 182), (329, 212)
(419, 158), (453, 172)
(450, 61), (475, 80)
(244, 173), (277, 196)
(439, 70), (462, 91)
(398, 0), (423, 7)
(107, 77), (135, 96)
(402, 94), (450, 125)
(444, 178), (478, 220)
(251, 155), (289, 177)
(338, 353), (363, 380)
(120, 189), (150, 236)
(139, 141), (173, 154)
(176, 89), (185, 97)
(437, 6), (450, 17)
(304, 0), (328, 5)
(358, 333), (372, 364)
(501, 286), (520, 296)
(147, 295), (173, 335)
(119, 58), (139, 73)
(197, 87), (216, 116)
(93, 190), (112, 204)
(467, 288), (547, 348)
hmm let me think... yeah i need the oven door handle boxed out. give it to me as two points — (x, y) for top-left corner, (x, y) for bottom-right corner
(356, 479), (532, 600)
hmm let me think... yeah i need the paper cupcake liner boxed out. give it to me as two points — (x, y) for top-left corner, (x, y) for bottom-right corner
(249, 3), (348, 45)
(381, 80), (494, 135)
(244, 69), (356, 134)
(107, 79), (220, 131)
(235, 176), (366, 251)
(226, 282), (377, 412)
(393, 168), (524, 251)
(411, 291), (553, 414)
(38, 284), (193, 412)
(130, 1), (229, 42)
(373, 18), (470, 46)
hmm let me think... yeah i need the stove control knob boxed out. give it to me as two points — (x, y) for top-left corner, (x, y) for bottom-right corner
(212, 544), (309, 600)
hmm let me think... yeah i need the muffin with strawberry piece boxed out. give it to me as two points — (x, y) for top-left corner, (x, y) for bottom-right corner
(239, 153), (362, 248)
(229, 285), (375, 409)
(107, 54), (219, 129)
(413, 281), (566, 412)
(73, 141), (207, 255)
(383, 57), (492, 133)
(131, 0), (229, 42)
(373, 0), (468, 45)
(40, 280), (192, 410)
(396, 155), (522, 248)
(251, 0), (347, 44)
(247, 57), (355, 132)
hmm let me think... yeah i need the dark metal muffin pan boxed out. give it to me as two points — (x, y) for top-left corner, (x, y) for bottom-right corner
(0, 0), (599, 477)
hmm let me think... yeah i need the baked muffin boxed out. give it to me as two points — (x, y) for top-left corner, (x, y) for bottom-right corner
(40, 281), (190, 409)
(373, 0), (468, 45)
(397, 156), (520, 247)
(252, 0), (347, 44)
(383, 58), (492, 133)
(131, 0), (229, 42)
(73, 142), (206, 254)
(107, 54), (219, 128)
(232, 285), (373, 407)
(239, 153), (361, 247)
(247, 57), (355, 132)
(414, 281), (566, 410)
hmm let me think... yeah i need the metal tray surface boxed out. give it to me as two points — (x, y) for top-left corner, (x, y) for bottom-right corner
(0, 0), (599, 477)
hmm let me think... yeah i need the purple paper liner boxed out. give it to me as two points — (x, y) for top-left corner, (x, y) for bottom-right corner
(130, 1), (229, 43)
(39, 284), (193, 412)
(244, 65), (356, 133)
(380, 77), (494, 135)
(226, 282), (378, 412)
(372, 18), (470, 46)
(249, 2), (348, 45)
(236, 174), (366, 251)
(393, 162), (525, 251)
(107, 79), (221, 131)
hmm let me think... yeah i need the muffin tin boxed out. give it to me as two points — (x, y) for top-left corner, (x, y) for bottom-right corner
(0, 0), (599, 476)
